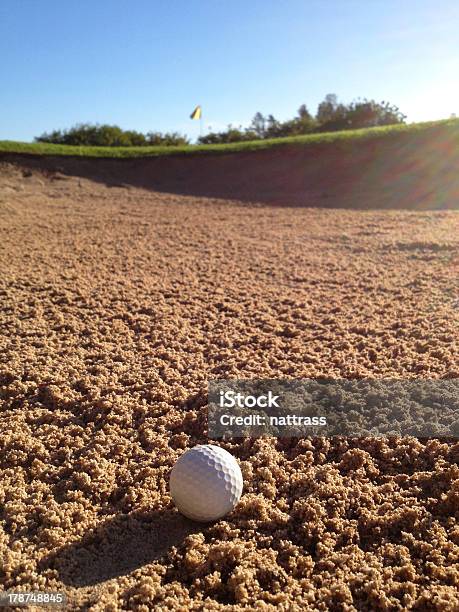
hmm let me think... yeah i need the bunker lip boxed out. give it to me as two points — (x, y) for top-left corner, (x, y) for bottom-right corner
(2, 120), (459, 209)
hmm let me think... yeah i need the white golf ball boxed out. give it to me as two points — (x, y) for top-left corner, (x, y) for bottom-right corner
(170, 444), (243, 522)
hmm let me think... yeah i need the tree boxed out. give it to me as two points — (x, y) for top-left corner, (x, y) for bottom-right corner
(315, 95), (406, 132)
(265, 114), (282, 138)
(249, 112), (267, 138)
(297, 104), (312, 121)
(316, 94), (342, 123)
(346, 99), (406, 128)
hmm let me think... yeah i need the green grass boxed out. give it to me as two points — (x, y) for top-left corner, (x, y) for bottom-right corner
(1, 118), (458, 159)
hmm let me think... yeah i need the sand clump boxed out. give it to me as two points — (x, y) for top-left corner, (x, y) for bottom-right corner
(0, 160), (458, 610)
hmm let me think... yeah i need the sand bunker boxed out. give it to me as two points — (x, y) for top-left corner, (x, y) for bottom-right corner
(0, 159), (458, 610)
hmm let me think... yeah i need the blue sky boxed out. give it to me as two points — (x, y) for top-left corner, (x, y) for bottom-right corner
(1, 0), (458, 142)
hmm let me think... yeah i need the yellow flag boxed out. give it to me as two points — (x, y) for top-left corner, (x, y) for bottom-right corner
(190, 105), (202, 120)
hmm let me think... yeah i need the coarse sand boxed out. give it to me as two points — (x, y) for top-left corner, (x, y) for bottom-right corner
(0, 159), (458, 610)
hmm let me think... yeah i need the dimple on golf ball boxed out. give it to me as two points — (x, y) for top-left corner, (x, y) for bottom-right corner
(170, 444), (243, 522)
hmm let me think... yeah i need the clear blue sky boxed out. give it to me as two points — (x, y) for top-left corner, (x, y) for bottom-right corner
(1, 0), (458, 142)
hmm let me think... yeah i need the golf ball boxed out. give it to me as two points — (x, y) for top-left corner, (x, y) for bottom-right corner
(170, 444), (243, 522)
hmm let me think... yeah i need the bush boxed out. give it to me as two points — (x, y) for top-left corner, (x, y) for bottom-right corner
(198, 125), (258, 145)
(35, 123), (189, 147)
